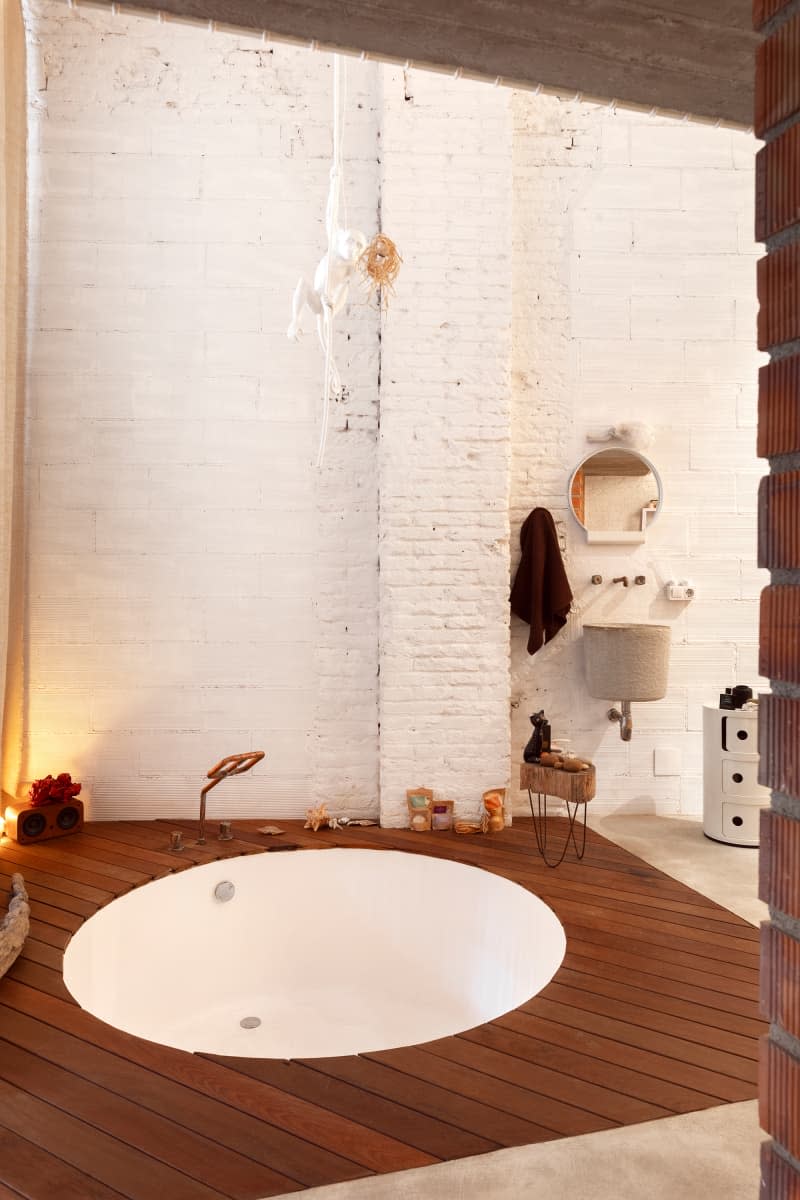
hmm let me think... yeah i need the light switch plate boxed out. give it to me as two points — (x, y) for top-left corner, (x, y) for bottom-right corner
(654, 747), (682, 776)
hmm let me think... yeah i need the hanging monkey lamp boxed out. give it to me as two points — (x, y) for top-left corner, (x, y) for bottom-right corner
(287, 54), (401, 467)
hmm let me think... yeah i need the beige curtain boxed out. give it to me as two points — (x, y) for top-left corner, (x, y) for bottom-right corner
(0, 0), (26, 799)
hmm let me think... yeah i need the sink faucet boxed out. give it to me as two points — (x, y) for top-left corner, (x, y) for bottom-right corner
(197, 751), (265, 845)
(608, 700), (633, 741)
(612, 575), (629, 587)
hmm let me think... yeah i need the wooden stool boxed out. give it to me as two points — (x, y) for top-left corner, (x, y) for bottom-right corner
(520, 761), (596, 868)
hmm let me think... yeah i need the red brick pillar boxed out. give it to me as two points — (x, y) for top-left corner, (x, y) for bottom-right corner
(755, 2), (800, 1195)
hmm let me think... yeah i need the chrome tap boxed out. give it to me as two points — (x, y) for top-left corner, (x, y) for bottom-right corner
(608, 701), (633, 741)
(197, 751), (265, 845)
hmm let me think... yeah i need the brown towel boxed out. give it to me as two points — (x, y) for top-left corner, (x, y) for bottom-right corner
(510, 508), (573, 655)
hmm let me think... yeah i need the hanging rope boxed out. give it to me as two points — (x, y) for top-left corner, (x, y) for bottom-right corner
(317, 54), (346, 469)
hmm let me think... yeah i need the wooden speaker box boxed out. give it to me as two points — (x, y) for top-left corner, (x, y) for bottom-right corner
(4, 798), (84, 844)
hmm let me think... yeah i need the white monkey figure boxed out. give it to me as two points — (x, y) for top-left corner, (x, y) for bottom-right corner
(287, 227), (368, 355)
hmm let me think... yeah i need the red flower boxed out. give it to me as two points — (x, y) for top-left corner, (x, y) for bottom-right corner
(29, 773), (82, 807)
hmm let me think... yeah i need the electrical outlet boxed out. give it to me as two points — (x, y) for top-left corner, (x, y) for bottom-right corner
(665, 580), (695, 601)
(654, 747), (682, 776)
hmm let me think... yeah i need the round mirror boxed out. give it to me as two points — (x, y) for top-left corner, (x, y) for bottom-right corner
(568, 448), (662, 544)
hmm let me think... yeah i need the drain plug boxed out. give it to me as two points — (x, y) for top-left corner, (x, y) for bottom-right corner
(240, 1016), (261, 1030)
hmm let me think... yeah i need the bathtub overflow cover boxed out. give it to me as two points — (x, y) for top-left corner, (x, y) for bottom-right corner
(240, 1016), (261, 1029)
(214, 881), (235, 902)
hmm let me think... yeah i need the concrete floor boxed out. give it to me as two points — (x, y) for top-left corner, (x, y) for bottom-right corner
(273, 813), (765, 1200)
(587, 812), (766, 927)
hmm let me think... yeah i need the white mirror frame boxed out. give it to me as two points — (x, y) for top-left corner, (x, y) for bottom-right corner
(567, 448), (663, 545)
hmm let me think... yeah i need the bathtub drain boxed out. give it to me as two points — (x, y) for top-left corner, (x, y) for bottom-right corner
(240, 1016), (261, 1029)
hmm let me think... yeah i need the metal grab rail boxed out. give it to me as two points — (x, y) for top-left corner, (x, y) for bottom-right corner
(198, 751), (265, 844)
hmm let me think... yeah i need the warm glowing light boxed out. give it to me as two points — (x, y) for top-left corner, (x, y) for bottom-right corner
(2, 804), (21, 839)
(2, 805), (14, 834)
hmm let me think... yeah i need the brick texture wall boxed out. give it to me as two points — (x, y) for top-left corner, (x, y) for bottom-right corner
(24, 1), (381, 819)
(377, 67), (513, 826)
(510, 93), (766, 815)
(755, 2), (800, 1194)
(23, 1), (767, 830)
(24, 4), (513, 827)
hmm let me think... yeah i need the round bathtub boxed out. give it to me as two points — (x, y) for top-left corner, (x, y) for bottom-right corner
(63, 848), (566, 1059)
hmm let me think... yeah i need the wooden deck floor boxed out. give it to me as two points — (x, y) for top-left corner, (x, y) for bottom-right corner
(0, 818), (763, 1200)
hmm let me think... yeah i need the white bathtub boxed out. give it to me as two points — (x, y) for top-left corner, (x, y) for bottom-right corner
(64, 847), (566, 1059)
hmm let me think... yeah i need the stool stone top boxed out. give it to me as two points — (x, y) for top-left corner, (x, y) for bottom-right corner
(520, 761), (596, 804)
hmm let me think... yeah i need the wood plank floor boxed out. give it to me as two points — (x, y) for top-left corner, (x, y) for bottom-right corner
(0, 818), (763, 1200)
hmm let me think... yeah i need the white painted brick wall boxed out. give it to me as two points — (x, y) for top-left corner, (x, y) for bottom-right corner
(23, 4), (765, 826)
(24, 0), (381, 820)
(510, 94), (767, 817)
(378, 68), (512, 826)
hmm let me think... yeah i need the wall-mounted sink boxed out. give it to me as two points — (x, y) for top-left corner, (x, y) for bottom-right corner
(583, 624), (671, 740)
